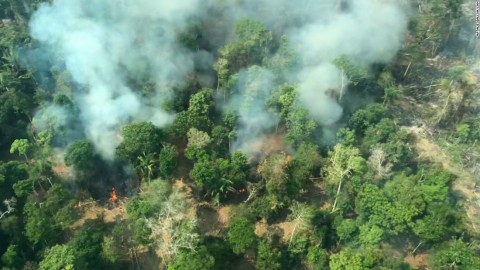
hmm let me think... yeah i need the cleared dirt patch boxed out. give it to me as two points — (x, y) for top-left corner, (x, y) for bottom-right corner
(404, 253), (429, 270)
(217, 205), (231, 225)
(71, 199), (127, 229)
(197, 206), (221, 235)
(276, 221), (296, 243)
(255, 221), (268, 237)
(196, 204), (232, 237)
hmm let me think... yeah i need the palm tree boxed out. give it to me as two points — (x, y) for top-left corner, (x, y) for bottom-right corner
(209, 178), (236, 206)
(136, 152), (156, 183)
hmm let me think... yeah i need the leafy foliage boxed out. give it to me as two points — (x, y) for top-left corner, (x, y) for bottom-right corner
(227, 218), (257, 254)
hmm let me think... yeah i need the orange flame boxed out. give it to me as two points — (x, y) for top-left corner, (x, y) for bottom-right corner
(109, 188), (118, 203)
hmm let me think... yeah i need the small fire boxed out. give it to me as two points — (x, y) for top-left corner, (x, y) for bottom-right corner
(109, 188), (118, 203)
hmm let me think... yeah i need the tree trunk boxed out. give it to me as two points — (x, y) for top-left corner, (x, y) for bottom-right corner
(289, 221), (299, 246)
(412, 241), (423, 255)
(331, 177), (343, 213)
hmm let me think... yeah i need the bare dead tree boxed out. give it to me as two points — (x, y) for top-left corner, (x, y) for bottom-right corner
(368, 148), (394, 181)
(146, 192), (199, 265)
(0, 197), (17, 220)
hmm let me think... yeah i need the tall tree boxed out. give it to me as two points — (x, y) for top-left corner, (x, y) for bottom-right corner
(323, 144), (366, 213)
(116, 122), (163, 162)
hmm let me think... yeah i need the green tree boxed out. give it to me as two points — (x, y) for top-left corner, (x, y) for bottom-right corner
(24, 184), (78, 245)
(101, 236), (125, 264)
(71, 219), (106, 268)
(257, 154), (289, 208)
(336, 218), (359, 242)
(39, 244), (78, 270)
(336, 128), (356, 146)
(214, 19), (272, 79)
(456, 123), (471, 142)
(158, 143), (178, 179)
(227, 218), (256, 254)
(362, 118), (397, 150)
(431, 239), (480, 270)
(306, 247), (328, 270)
(220, 151), (249, 186)
(189, 159), (220, 191)
(323, 144), (366, 213)
(348, 104), (386, 134)
(412, 213), (447, 243)
(264, 36), (300, 77)
(289, 143), (321, 185)
(1, 244), (23, 269)
(184, 128), (211, 161)
(187, 128), (211, 149)
(184, 88), (215, 132)
(126, 180), (172, 220)
(64, 139), (96, 172)
(256, 241), (282, 270)
(136, 152), (157, 183)
(358, 223), (384, 246)
(116, 122), (163, 162)
(167, 246), (215, 270)
(333, 55), (370, 86)
(329, 249), (367, 270)
(10, 138), (30, 161)
(285, 106), (317, 146)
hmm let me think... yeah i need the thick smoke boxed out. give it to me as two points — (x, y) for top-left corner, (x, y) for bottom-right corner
(218, 0), (410, 153)
(29, 0), (410, 158)
(30, 0), (203, 158)
(291, 0), (409, 124)
(227, 66), (278, 155)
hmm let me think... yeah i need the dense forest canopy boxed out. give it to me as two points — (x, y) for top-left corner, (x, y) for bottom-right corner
(1, 0), (479, 269)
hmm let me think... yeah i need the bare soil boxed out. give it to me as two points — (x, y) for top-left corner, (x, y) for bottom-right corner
(71, 199), (127, 229)
(404, 253), (430, 270)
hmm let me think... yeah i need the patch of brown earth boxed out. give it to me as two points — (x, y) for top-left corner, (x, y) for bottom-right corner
(197, 206), (220, 235)
(243, 132), (288, 159)
(404, 253), (429, 270)
(276, 221), (296, 243)
(196, 204), (232, 236)
(255, 221), (268, 237)
(71, 199), (127, 229)
(173, 179), (193, 198)
(217, 205), (231, 225)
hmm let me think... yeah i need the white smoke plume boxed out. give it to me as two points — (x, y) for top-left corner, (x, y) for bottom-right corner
(227, 66), (278, 155)
(218, 0), (410, 152)
(29, 0), (203, 158)
(291, 0), (409, 124)
(29, 0), (410, 158)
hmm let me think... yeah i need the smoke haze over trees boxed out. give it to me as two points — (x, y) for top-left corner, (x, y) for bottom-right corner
(1, 0), (479, 269)
(28, 0), (410, 158)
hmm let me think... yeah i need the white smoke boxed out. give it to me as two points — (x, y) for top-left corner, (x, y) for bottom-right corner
(29, 0), (410, 158)
(219, 0), (410, 152)
(227, 66), (279, 154)
(290, 0), (409, 123)
(29, 0), (203, 158)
